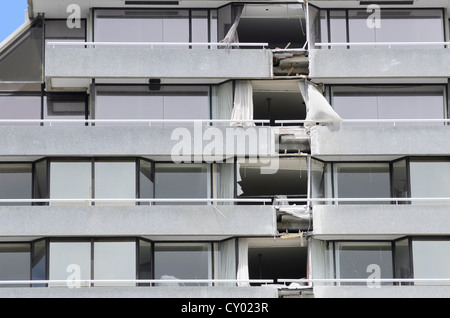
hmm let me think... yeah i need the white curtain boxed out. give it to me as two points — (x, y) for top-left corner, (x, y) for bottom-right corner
(216, 163), (234, 205)
(310, 238), (327, 285)
(237, 238), (250, 286)
(217, 239), (237, 286)
(231, 81), (255, 127)
(220, 5), (244, 48)
(212, 81), (234, 127)
(299, 80), (342, 129)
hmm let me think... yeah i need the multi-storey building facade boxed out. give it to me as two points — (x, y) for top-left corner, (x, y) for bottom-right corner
(0, 0), (450, 298)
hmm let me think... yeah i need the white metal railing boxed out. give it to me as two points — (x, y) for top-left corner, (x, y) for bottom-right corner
(276, 119), (450, 126)
(315, 41), (450, 48)
(274, 197), (450, 205)
(47, 41), (269, 49)
(0, 119), (270, 126)
(0, 279), (273, 287)
(279, 278), (450, 286)
(2, 197), (450, 205)
(0, 198), (272, 205)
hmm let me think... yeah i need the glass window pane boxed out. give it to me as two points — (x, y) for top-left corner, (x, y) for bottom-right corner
(334, 163), (391, 204)
(96, 86), (164, 126)
(410, 161), (450, 204)
(162, 86), (210, 124)
(139, 160), (153, 205)
(45, 19), (86, 48)
(331, 86), (445, 125)
(138, 240), (152, 285)
(49, 241), (91, 287)
(335, 242), (393, 285)
(392, 160), (409, 202)
(94, 240), (136, 286)
(154, 243), (212, 286)
(215, 239), (236, 285)
(329, 11), (347, 49)
(0, 95), (41, 126)
(33, 160), (48, 205)
(44, 94), (87, 126)
(0, 20), (43, 82)
(192, 11), (208, 49)
(31, 239), (47, 286)
(0, 243), (30, 287)
(412, 239), (450, 285)
(0, 164), (32, 206)
(155, 164), (209, 205)
(95, 9), (190, 47)
(50, 161), (92, 205)
(394, 238), (412, 282)
(95, 161), (136, 205)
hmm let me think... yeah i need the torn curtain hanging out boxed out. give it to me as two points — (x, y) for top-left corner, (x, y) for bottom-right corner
(299, 80), (343, 129)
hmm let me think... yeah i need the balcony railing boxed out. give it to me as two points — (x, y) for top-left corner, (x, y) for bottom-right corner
(315, 41), (450, 49)
(276, 119), (450, 126)
(0, 119), (271, 126)
(47, 41), (269, 49)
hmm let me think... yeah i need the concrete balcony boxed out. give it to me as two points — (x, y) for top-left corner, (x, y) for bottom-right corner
(0, 204), (276, 238)
(310, 125), (450, 160)
(0, 124), (276, 158)
(0, 285), (279, 298)
(314, 285), (450, 298)
(309, 48), (450, 83)
(312, 204), (450, 239)
(45, 44), (273, 86)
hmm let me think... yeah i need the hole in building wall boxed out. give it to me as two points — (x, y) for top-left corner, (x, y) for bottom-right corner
(248, 238), (307, 284)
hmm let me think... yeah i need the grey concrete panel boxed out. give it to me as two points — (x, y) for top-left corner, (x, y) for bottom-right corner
(0, 126), (275, 157)
(310, 48), (450, 80)
(310, 125), (450, 157)
(314, 286), (450, 298)
(0, 205), (276, 237)
(0, 286), (279, 298)
(313, 204), (450, 237)
(45, 47), (273, 79)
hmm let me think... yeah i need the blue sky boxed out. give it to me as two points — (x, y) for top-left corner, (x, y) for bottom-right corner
(0, 0), (29, 42)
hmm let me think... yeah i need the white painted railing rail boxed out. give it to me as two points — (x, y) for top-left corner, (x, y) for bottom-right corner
(315, 41), (450, 48)
(276, 119), (450, 126)
(274, 197), (450, 204)
(0, 198), (272, 204)
(0, 279), (273, 286)
(47, 41), (269, 49)
(279, 278), (450, 285)
(0, 119), (270, 125)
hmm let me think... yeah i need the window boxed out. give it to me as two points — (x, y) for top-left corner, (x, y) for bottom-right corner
(93, 240), (136, 286)
(329, 242), (394, 285)
(94, 160), (136, 206)
(95, 86), (210, 125)
(327, 163), (391, 204)
(237, 4), (307, 49)
(0, 19), (43, 82)
(154, 164), (210, 205)
(412, 239), (450, 285)
(0, 87), (41, 126)
(320, 9), (445, 48)
(44, 19), (86, 47)
(49, 240), (91, 287)
(50, 161), (92, 205)
(0, 164), (32, 206)
(331, 85), (446, 125)
(154, 243), (212, 286)
(43, 93), (88, 126)
(409, 160), (450, 204)
(0, 244), (31, 287)
(94, 9), (215, 48)
(49, 239), (150, 287)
